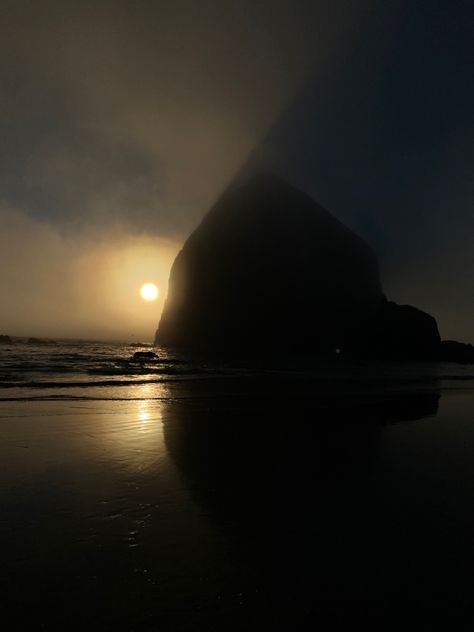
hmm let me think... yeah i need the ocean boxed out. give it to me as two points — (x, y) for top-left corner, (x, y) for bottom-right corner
(0, 339), (221, 401)
(1, 340), (474, 628)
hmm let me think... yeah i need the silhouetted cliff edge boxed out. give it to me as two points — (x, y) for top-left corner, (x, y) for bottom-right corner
(440, 340), (474, 363)
(156, 174), (442, 360)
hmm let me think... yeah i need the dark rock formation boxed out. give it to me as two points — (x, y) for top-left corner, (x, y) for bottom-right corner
(155, 173), (448, 362)
(370, 301), (441, 361)
(0, 335), (11, 344)
(133, 351), (158, 361)
(441, 340), (474, 363)
(156, 174), (384, 355)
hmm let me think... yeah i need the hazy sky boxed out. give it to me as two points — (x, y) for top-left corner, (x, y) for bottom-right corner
(0, 1), (472, 341)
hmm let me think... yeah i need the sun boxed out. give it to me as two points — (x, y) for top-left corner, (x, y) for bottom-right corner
(140, 282), (159, 302)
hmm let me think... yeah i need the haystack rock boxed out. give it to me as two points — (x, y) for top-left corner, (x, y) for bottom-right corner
(156, 174), (387, 356)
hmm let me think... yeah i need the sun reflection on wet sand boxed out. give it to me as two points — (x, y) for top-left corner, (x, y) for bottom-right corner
(95, 382), (171, 472)
(0, 382), (174, 486)
(138, 402), (151, 425)
(135, 382), (162, 429)
(0, 382), (217, 629)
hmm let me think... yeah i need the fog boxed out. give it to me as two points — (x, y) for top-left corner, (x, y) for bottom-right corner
(0, 1), (472, 341)
(0, 206), (179, 340)
(0, 0), (361, 339)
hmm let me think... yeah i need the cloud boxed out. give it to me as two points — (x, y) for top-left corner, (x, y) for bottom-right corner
(0, 0), (359, 237)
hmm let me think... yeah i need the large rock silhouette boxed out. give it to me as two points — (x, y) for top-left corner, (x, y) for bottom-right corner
(156, 174), (444, 359)
(156, 174), (386, 355)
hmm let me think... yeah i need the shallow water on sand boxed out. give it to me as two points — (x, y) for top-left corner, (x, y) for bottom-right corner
(1, 342), (474, 628)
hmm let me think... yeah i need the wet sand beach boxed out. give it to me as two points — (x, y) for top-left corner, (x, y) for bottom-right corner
(2, 347), (474, 628)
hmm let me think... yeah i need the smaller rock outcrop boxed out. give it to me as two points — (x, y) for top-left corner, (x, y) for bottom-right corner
(0, 335), (11, 344)
(133, 351), (158, 361)
(441, 340), (474, 364)
(371, 301), (441, 361)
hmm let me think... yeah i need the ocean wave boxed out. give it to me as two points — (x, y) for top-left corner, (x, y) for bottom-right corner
(0, 375), (213, 390)
(2, 341), (474, 404)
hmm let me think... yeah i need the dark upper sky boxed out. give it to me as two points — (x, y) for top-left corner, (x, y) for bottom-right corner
(0, 0), (472, 340)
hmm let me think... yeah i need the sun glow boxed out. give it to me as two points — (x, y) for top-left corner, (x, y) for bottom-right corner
(57, 235), (179, 340)
(140, 282), (159, 301)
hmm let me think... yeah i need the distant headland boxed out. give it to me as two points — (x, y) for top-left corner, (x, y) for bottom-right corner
(155, 174), (472, 363)
(0, 336), (57, 345)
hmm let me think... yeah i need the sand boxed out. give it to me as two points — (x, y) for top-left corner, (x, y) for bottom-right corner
(1, 373), (474, 628)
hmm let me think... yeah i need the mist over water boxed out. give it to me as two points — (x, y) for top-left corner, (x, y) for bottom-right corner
(0, 211), (179, 340)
